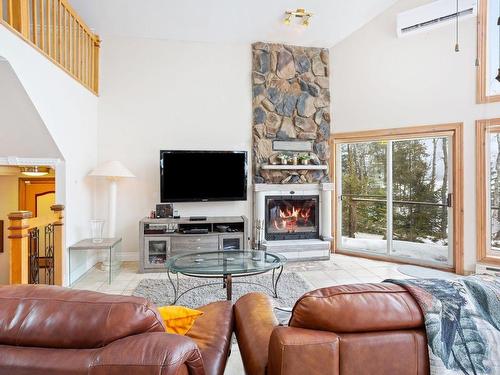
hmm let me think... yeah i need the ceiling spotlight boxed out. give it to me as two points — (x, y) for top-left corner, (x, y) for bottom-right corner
(21, 166), (50, 177)
(284, 8), (313, 27)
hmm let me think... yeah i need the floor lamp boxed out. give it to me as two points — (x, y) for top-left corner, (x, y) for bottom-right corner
(89, 161), (135, 238)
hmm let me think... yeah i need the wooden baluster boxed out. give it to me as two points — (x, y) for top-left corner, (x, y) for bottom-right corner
(79, 25), (82, 80)
(0, 0), (4, 22)
(50, 205), (64, 286)
(93, 36), (100, 93)
(39, 0), (44, 51)
(57, 0), (61, 63)
(8, 0), (13, 25)
(73, 17), (77, 75)
(83, 31), (89, 86)
(51, 0), (55, 59)
(90, 36), (93, 90)
(64, 8), (68, 69)
(45, 0), (49, 54)
(8, 211), (32, 284)
(31, 0), (37, 45)
(11, 0), (30, 38)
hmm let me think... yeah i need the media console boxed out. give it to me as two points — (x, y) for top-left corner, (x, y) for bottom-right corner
(139, 216), (248, 273)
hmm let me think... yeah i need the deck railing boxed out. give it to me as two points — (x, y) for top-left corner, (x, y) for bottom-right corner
(0, 0), (100, 94)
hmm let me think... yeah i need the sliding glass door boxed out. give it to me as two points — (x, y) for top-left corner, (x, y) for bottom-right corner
(337, 136), (453, 268)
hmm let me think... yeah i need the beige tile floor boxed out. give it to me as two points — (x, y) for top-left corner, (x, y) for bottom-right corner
(71, 253), (421, 375)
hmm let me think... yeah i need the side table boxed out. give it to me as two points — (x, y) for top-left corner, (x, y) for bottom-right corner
(68, 238), (122, 286)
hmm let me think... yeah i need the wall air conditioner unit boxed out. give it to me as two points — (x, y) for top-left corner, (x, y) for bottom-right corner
(475, 263), (500, 277)
(397, 0), (477, 37)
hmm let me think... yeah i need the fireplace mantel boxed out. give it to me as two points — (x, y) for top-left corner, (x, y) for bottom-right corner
(254, 183), (333, 260)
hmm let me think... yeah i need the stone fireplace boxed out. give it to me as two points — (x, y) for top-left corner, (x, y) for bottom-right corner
(251, 42), (333, 261)
(255, 183), (333, 260)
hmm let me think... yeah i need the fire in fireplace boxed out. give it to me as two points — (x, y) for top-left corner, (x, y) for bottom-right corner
(265, 195), (319, 240)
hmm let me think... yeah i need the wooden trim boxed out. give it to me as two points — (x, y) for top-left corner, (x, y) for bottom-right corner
(333, 123), (461, 143)
(331, 123), (464, 274)
(7, 224), (30, 230)
(8, 211), (33, 220)
(34, 190), (55, 216)
(51, 204), (65, 211)
(476, 118), (500, 266)
(18, 177), (55, 211)
(477, 0), (500, 103)
(336, 249), (456, 274)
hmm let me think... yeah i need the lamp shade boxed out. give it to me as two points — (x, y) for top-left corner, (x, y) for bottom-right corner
(88, 161), (135, 178)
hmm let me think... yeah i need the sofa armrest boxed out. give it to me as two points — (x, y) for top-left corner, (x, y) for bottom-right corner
(90, 332), (205, 375)
(268, 327), (340, 375)
(234, 292), (279, 375)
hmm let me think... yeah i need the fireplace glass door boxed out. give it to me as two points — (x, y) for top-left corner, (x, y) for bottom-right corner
(265, 195), (319, 240)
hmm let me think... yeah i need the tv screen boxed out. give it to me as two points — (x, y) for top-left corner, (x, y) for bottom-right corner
(160, 150), (247, 202)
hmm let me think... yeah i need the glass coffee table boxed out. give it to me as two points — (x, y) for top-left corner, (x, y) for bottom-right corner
(165, 250), (286, 303)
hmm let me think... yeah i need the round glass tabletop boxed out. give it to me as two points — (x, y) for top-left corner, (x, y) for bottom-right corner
(165, 250), (287, 276)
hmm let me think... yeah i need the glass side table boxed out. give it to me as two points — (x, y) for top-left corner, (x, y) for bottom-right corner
(68, 238), (122, 286)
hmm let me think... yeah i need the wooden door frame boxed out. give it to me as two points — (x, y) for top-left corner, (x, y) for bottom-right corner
(476, 118), (500, 265)
(330, 123), (464, 275)
(477, 0), (500, 103)
(18, 177), (56, 214)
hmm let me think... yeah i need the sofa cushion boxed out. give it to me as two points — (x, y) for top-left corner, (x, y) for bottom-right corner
(186, 301), (233, 375)
(290, 283), (424, 333)
(0, 285), (165, 349)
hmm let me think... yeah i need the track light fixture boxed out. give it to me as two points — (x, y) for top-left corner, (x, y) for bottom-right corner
(284, 8), (313, 27)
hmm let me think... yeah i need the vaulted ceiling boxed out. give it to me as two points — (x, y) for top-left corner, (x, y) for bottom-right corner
(68, 0), (398, 47)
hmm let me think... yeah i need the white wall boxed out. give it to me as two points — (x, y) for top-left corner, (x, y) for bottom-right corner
(0, 24), (99, 284)
(0, 176), (18, 284)
(0, 62), (62, 158)
(331, 0), (500, 272)
(97, 36), (252, 257)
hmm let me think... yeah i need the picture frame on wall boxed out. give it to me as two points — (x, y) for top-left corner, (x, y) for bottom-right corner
(156, 203), (173, 218)
(0, 220), (3, 253)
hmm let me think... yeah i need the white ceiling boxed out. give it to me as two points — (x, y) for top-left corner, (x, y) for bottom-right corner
(68, 0), (399, 47)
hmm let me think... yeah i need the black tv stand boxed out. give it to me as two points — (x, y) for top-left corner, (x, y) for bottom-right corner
(189, 216), (207, 221)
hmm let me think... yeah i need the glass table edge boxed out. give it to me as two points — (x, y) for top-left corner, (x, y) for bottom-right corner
(165, 250), (287, 275)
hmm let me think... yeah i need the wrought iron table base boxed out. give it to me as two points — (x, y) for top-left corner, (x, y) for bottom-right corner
(167, 266), (284, 304)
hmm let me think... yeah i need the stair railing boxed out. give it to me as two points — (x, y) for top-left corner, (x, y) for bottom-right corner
(0, 0), (100, 94)
(8, 204), (64, 285)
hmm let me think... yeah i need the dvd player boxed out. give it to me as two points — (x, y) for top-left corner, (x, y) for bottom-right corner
(183, 228), (209, 234)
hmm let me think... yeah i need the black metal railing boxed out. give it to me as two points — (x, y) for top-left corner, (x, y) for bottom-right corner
(28, 224), (55, 285)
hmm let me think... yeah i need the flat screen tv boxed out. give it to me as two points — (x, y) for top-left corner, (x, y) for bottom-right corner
(160, 150), (247, 202)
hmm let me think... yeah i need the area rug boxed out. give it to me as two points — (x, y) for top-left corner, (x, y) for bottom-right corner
(133, 272), (312, 308)
(397, 265), (458, 280)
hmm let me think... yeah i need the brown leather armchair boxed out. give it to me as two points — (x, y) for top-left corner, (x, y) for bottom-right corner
(234, 283), (430, 375)
(0, 285), (233, 375)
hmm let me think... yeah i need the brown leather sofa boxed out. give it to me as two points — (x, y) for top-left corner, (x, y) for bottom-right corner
(234, 283), (430, 375)
(0, 285), (233, 375)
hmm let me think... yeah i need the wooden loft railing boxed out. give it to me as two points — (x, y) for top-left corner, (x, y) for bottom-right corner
(0, 0), (100, 94)
(8, 205), (64, 286)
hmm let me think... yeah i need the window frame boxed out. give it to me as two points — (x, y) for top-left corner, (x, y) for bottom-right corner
(476, 118), (500, 265)
(331, 123), (464, 274)
(477, 0), (500, 103)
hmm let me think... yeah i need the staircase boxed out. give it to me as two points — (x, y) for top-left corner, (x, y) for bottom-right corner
(0, 0), (100, 94)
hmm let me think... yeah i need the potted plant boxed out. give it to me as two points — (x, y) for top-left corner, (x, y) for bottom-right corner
(291, 154), (298, 165)
(278, 153), (289, 165)
(298, 153), (311, 165)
